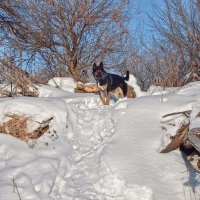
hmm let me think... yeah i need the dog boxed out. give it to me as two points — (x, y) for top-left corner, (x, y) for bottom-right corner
(93, 62), (135, 105)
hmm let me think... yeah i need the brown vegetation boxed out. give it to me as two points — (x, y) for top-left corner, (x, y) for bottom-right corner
(0, 0), (130, 83)
(0, 58), (45, 97)
(75, 83), (99, 93)
(0, 114), (53, 143)
(0, 0), (199, 94)
(131, 0), (200, 90)
(160, 110), (200, 170)
(127, 85), (136, 98)
(160, 123), (189, 153)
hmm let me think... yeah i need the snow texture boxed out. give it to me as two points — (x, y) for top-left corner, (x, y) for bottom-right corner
(126, 74), (146, 97)
(48, 77), (77, 92)
(0, 79), (200, 200)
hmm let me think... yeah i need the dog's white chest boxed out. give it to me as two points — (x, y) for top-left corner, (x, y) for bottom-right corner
(98, 83), (107, 91)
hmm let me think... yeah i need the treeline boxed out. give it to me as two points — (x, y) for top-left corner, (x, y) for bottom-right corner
(0, 0), (130, 83)
(0, 0), (199, 92)
(134, 0), (200, 89)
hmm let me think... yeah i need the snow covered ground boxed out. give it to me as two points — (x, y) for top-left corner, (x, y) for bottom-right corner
(0, 78), (200, 200)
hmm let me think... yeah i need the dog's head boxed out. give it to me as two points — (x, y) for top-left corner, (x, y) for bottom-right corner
(93, 62), (106, 81)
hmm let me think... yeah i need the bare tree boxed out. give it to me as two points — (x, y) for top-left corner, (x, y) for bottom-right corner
(0, 0), (131, 82)
(130, 0), (200, 90)
(151, 0), (200, 81)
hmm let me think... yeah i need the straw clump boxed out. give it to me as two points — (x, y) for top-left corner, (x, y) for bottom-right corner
(0, 114), (52, 142)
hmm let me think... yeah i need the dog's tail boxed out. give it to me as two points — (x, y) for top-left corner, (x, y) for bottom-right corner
(123, 70), (129, 81)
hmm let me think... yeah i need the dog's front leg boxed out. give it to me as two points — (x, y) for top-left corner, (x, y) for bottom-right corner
(100, 90), (107, 105)
(104, 92), (110, 105)
(100, 90), (110, 105)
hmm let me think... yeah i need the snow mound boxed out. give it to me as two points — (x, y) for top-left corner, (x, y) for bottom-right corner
(94, 175), (153, 200)
(38, 85), (71, 97)
(147, 85), (180, 95)
(1, 80), (200, 199)
(176, 81), (200, 96)
(48, 77), (77, 92)
(126, 74), (146, 97)
(0, 97), (151, 200)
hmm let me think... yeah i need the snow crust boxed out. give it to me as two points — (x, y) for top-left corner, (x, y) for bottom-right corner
(0, 79), (200, 199)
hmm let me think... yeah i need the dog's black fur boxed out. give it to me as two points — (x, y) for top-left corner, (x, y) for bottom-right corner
(93, 62), (130, 105)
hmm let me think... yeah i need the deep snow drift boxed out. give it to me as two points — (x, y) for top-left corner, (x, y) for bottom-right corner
(0, 77), (199, 200)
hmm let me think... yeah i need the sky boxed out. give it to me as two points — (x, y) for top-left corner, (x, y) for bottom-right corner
(130, 0), (162, 42)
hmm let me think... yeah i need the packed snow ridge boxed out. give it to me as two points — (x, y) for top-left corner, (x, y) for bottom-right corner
(0, 76), (199, 200)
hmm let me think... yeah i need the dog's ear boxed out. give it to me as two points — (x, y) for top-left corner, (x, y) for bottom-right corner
(99, 62), (103, 69)
(93, 63), (97, 70)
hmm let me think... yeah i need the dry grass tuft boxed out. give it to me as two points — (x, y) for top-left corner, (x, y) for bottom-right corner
(0, 114), (29, 140)
(0, 114), (53, 143)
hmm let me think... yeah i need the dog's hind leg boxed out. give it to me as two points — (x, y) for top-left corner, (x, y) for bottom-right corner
(113, 93), (120, 101)
(120, 82), (128, 97)
(113, 87), (123, 101)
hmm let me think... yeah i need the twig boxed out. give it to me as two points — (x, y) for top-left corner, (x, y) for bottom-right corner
(51, 78), (60, 88)
(34, 117), (53, 126)
(162, 110), (191, 118)
(13, 179), (22, 200)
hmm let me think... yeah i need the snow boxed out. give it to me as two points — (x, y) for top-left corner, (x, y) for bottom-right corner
(126, 74), (146, 97)
(147, 85), (180, 96)
(0, 78), (200, 200)
(0, 83), (37, 96)
(48, 77), (77, 92)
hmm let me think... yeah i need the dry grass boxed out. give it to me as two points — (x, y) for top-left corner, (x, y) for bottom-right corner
(0, 114), (53, 143)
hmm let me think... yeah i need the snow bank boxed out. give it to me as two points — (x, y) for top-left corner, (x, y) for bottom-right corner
(0, 97), (72, 200)
(48, 77), (77, 92)
(147, 85), (180, 95)
(38, 85), (71, 97)
(176, 81), (200, 97)
(0, 81), (200, 199)
(126, 74), (146, 97)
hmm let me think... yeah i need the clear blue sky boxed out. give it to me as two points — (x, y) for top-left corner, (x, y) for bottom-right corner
(130, 0), (162, 42)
